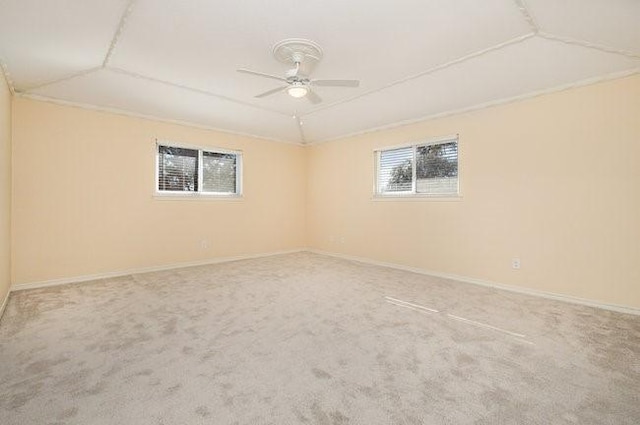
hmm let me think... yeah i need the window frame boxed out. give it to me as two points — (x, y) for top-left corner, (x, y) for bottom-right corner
(373, 134), (460, 200)
(154, 140), (243, 199)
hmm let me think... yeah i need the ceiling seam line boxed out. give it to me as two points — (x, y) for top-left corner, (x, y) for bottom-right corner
(102, 0), (137, 67)
(306, 67), (640, 145)
(299, 32), (536, 118)
(21, 67), (103, 93)
(106, 66), (292, 117)
(538, 32), (640, 59)
(0, 58), (16, 95)
(512, 0), (539, 33)
(16, 92), (304, 146)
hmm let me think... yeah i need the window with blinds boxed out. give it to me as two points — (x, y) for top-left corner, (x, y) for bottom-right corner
(157, 143), (242, 196)
(375, 137), (458, 197)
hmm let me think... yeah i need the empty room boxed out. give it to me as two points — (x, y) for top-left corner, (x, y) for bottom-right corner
(1, 1), (639, 424)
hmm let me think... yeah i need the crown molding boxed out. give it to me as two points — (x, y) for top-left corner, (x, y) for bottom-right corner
(20, 67), (102, 92)
(14, 67), (640, 148)
(18, 64), (293, 120)
(106, 67), (291, 117)
(294, 115), (306, 143)
(16, 92), (304, 146)
(103, 0), (137, 67)
(2, 1), (637, 144)
(0, 58), (15, 95)
(306, 68), (640, 145)
(301, 33), (536, 118)
(539, 32), (640, 59)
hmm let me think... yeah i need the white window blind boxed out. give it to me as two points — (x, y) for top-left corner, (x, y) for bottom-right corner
(376, 137), (458, 197)
(377, 146), (413, 193)
(156, 143), (242, 196)
(158, 146), (199, 192)
(202, 152), (237, 193)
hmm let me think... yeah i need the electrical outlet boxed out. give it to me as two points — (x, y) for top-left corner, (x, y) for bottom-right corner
(512, 258), (521, 269)
(201, 240), (209, 249)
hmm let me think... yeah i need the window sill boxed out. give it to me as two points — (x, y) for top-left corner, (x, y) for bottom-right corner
(153, 193), (244, 201)
(372, 194), (462, 202)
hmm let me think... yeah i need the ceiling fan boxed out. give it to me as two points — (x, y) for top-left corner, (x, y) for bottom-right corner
(237, 38), (360, 104)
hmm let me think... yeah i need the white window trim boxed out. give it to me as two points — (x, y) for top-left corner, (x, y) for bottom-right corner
(373, 134), (461, 200)
(154, 140), (243, 199)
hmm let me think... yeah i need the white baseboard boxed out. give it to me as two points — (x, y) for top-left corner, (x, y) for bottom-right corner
(9, 247), (639, 316)
(307, 249), (640, 316)
(11, 249), (305, 292)
(0, 287), (10, 322)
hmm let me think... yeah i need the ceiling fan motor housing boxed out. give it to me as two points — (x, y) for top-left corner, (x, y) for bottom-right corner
(273, 38), (323, 76)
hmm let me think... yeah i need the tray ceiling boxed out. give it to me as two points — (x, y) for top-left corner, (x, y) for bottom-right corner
(0, 0), (638, 144)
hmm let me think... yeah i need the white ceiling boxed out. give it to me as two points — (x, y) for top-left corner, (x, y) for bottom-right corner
(0, 0), (638, 144)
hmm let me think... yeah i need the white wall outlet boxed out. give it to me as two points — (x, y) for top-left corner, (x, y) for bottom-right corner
(512, 258), (521, 269)
(201, 240), (209, 249)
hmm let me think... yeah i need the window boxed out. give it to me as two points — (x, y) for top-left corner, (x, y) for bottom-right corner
(375, 136), (458, 197)
(156, 143), (242, 196)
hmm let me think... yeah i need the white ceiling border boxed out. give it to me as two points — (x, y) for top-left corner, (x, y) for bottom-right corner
(107, 67), (291, 117)
(294, 115), (306, 144)
(539, 32), (640, 59)
(103, 0), (137, 67)
(301, 33), (536, 118)
(16, 92), (304, 146)
(0, 58), (16, 95)
(306, 68), (640, 145)
(512, 0), (539, 34)
(21, 67), (103, 93)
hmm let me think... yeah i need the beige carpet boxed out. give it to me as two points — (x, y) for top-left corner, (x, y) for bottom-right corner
(1, 252), (639, 424)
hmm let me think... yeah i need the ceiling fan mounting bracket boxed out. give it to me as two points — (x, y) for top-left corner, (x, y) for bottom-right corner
(272, 38), (323, 66)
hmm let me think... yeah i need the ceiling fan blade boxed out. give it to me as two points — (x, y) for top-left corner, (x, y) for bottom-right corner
(311, 79), (360, 87)
(306, 89), (322, 104)
(255, 86), (288, 98)
(237, 68), (287, 82)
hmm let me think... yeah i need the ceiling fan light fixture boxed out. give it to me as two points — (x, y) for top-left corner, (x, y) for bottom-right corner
(287, 83), (308, 98)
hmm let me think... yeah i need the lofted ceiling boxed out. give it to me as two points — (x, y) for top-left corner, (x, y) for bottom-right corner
(0, 0), (638, 144)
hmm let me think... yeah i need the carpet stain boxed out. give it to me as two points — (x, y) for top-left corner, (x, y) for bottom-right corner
(312, 368), (332, 379)
(134, 368), (153, 376)
(456, 353), (476, 366)
(195, 405), (211, 417)
(25, 357), (69, 374)
(81, 380), (108, 396)
(162, 317), (178, 335)
(310, 402), (350, 425)
(9, 390), (37, 409)
(166, 383), (182, 394)
(57, 407), (79, 420)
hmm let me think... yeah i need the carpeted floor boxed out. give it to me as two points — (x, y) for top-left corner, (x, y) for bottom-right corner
(1, 252), (639, 424)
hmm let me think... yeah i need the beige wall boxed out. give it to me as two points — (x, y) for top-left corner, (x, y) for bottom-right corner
(9, 75), (640, 309)
(0, 72), (11, 307)
(307, 75), (640, 309)
(12, 99), (307, 284)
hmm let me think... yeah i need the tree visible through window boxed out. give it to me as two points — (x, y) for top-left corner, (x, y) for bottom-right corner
(157, 143), (241, 195)
(158, 146), (199, 192)
(377, 138), (458, 196)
